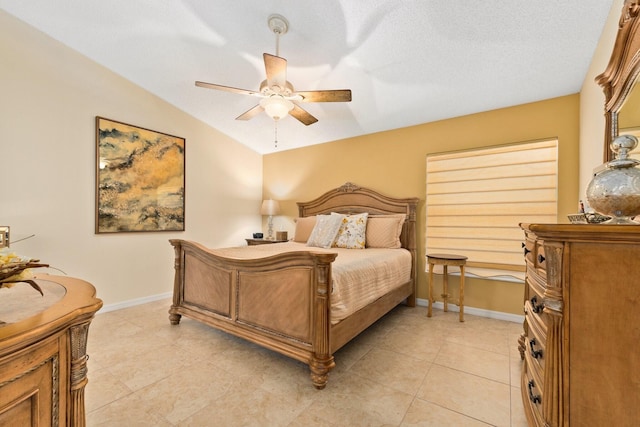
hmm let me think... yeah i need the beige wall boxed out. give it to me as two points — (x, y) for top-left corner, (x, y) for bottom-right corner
(0, 11), (263, 307)
(263, 95), (580, 315)
(580, 1), (620, 197)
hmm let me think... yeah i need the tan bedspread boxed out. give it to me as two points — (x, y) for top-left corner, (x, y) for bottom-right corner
(210, 242), (412, 324)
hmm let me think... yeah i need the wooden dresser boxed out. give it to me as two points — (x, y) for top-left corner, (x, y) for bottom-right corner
(0, 274), (102, 426)
(520, 224), (640, 427)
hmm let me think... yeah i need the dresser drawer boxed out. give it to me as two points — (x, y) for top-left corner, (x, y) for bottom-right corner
(534, 243), (547, 277)
(524, 312), (545, 382)
(523, 235), (536, 267)
(526, 270), (546, 301)
(524, 304), (547, 373)
(523, 231), (547, 276)
(522, 365), (545, 426)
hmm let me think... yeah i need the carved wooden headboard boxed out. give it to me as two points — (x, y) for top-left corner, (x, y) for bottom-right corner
(296, 182), (419, 279)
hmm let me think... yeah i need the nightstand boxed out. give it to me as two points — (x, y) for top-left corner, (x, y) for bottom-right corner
(245, 238), (288, 246)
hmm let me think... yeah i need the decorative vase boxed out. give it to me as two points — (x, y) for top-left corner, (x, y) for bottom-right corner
(586, 135), (640, 224)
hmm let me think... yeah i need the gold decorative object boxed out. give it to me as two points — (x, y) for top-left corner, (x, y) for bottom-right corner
(0, 250), (49, 296)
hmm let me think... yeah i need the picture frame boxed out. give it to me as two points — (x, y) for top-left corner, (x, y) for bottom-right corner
(0, 226), (9, 248)
(95, 117), (185, 233)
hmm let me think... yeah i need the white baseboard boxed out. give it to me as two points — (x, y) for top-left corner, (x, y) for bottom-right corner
(98, 292), (172, 314)
(416, 298), (524, 323)
(97, 293), (524, 324)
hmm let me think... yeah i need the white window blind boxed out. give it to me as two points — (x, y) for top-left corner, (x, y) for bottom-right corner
(426, 139), (558, 280)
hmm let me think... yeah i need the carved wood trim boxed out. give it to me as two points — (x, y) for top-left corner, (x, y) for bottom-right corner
(541, 240), (565, 427)
(69, 322), (92, 427)
(542, 315), (564, 426)
(169, 239), (185, 325)
(542, 242), (564, 315)
(310, 262), (335, 389)
(596, 0), (640, 161)
(69, 323), (89, 389)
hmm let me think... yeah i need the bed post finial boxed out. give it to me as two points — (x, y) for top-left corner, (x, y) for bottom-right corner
(338, 182), (360, 193)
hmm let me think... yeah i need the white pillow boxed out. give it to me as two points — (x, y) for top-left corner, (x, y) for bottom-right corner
(334, 213), (368, 249)
(306, 213), (344, 248)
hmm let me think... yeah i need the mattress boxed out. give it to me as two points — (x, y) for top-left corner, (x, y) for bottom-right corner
(210, 242), (412, 324)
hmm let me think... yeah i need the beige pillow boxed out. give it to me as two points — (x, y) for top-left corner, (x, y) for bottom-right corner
(366, 214), (406, 248)
(293, 216), (317, 242)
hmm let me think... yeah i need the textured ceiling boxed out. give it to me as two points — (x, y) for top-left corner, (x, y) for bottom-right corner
(1, 0), (615, 154)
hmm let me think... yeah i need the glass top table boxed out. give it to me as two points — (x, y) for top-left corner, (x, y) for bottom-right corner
(0, 279), (66, 325)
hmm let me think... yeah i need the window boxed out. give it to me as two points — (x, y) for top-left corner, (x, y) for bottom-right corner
(425, 139), (558, 281)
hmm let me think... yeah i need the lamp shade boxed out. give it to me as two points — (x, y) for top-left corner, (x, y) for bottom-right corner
(260, 97), (293, 121)
(260, 199), (280, 216)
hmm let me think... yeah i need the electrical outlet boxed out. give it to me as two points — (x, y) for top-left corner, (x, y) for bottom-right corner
(0, 226), (9, 248)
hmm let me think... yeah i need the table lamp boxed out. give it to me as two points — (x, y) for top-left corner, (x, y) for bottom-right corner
(260, 199), (280, 240)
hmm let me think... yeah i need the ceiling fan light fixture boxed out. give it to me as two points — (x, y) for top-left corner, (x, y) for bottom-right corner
(260, 96), (294, 121)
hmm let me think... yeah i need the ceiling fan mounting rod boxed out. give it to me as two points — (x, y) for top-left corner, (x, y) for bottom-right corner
(267, 14), (289, 57)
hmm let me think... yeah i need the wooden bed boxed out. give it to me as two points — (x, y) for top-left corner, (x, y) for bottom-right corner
(168, 182), (419, 389)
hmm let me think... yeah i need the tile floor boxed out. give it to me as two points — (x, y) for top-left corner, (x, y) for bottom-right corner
(85, 299), (528, 426)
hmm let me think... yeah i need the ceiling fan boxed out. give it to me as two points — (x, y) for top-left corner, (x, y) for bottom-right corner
(195, 14), (352, 126)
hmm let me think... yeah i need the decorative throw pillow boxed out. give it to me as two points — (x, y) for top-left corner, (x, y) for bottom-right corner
(366, 214), (406, 248)
(306, 213), (344, 248)
(334, 213), (368, 249)
(293, 216), (317, 242)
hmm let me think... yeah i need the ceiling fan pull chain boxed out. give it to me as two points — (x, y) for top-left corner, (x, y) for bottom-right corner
(274, 122), (278, 148)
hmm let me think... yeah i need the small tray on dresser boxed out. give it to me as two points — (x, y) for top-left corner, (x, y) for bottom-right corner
(567, 212), (610, 224)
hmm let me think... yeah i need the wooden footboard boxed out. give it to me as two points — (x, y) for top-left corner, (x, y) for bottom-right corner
(169, 239), (338, 389)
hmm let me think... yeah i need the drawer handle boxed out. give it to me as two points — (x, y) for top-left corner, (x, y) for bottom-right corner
(529, 338), (543, 359)
(530, 296), (544, 313)
(538, 254), (545, 263)
(523, 247), (531, 256)
(528, 380), (541, 404)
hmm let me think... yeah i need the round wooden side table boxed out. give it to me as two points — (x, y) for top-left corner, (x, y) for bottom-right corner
(427, 253), (468, 322)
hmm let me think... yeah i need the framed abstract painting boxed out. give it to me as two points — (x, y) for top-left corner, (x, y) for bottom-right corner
(95, 117), (185, 233)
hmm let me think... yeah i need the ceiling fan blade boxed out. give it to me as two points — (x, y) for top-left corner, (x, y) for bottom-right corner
(235, 104), (265, 121)
(289, 103), (318, 126)
(263, 53), (287, 90)
(296, 89), (352, 103)
(195, 81), (261, 97)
